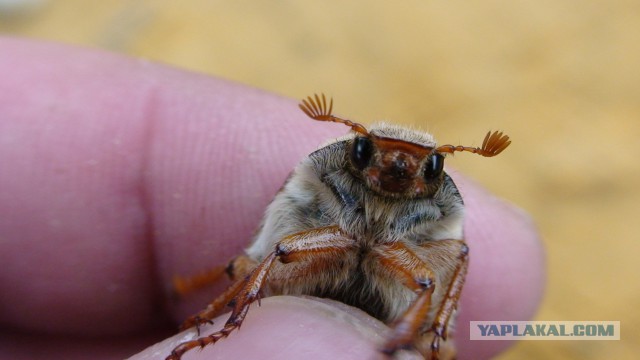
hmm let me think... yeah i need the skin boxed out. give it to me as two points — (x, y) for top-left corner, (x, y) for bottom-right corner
(0, 37), (545, 360)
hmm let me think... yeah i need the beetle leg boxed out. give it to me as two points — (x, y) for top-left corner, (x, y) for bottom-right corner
(172, 264), (227, 298)
(175, 255), (258, 334)
(426, 242), (468, 359)
(166, 226), (356, 360)
(378, 240), (468, 360)
(374, 242), (436, 355)
(178, 278), (245, 332)
(173, 255), (258, 297)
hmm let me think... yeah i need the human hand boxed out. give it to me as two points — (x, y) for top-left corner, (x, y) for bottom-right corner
(0, 38), (544, 360)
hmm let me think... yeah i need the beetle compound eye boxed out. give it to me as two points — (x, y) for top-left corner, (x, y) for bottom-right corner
(351, 136), (373, 170)
(424, 153), (444, 181)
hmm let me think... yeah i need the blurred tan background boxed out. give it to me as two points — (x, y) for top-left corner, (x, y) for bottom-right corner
(1, 0), (638, 359)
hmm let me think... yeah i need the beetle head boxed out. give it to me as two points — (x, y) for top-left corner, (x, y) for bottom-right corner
(299, 94), (511, 198)
(347, 133), (444, 198)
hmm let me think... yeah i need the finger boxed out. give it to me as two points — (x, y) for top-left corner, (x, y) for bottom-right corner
(0, 330), (166, 360)
(0, 37), (343, 336)
(130, 296), (421, 360)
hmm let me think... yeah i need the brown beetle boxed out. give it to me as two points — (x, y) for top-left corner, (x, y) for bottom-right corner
(167, 94), (510, 359)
